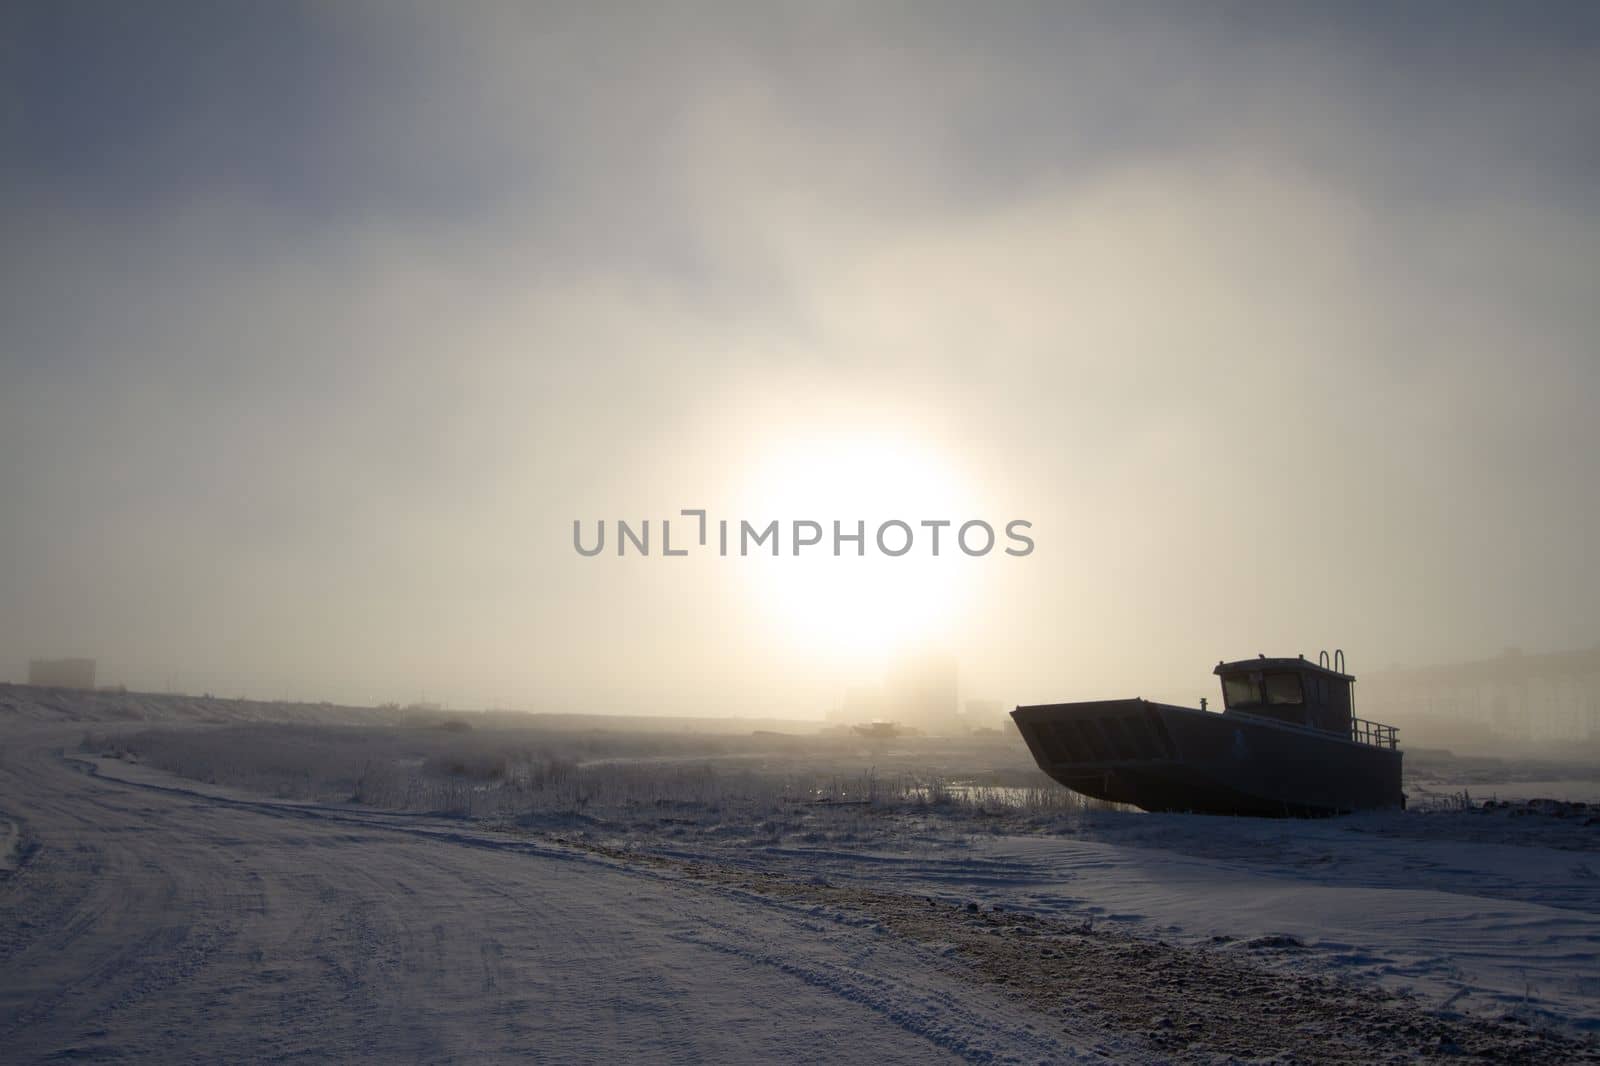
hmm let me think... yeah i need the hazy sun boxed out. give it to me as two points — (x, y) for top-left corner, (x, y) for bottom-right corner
(730, 434), (980, 672)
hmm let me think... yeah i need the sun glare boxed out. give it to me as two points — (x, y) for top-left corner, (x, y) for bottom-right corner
(731, 435), (981, 672)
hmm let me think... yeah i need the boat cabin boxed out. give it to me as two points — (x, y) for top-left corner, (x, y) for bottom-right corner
(1213, 654), (1356, 736)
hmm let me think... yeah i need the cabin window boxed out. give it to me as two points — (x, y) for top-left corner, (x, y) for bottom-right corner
(1223, 671), (1305, 708)
(1222, 675), (1262, 707)
(1263, 672), (1304, 705)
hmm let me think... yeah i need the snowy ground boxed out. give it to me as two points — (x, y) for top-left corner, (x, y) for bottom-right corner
(3, 726), (1095, 1063)
(3, 691), (1599, 1062)
(635, 810), (1600, 1033)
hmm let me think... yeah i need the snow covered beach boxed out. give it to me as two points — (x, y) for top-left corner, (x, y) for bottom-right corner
(3, 688), (1597, 1062)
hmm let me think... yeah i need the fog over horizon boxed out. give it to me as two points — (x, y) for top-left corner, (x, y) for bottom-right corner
(3, 4), (1597, 718)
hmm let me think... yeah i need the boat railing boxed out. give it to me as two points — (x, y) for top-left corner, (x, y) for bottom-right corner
(1219, 706), (1401, 751)
(1350, 716), (1399, 750)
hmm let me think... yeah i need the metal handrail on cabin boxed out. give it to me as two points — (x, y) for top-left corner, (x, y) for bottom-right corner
(1349, 716), (1398, 750)
(1220, 706), (1396, 751)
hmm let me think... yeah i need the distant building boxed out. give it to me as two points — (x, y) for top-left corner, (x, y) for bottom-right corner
(1362, 645), (1600, 745)
(883, 651), (960, 733)
(28, 658), (96, 690)
(824, 653), (963, 734)
(827, 683), (886, 724)
(963, 699), (1005, 729)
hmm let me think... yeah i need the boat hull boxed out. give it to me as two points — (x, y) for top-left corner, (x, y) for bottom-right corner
(1011, 699), (1403, 816)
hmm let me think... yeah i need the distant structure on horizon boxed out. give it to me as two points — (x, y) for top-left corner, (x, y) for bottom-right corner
(883, 651), (959, 730)
(964, 699), (1004, 723)
(828, 683), (885, 725)
(28, 657), (96, 690)
(827, 651), (965, 734)
(1362, 645), (1600, 745)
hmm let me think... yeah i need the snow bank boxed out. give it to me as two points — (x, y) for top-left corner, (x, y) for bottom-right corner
(658, 811), (1600, 1034)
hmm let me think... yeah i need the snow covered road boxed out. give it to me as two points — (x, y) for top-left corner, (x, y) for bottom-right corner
(0, 727), (1086, 1063)
(4, 723), (1597, 1064)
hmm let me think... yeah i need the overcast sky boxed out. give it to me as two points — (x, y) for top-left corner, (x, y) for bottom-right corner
(3, 3), (1597, 713)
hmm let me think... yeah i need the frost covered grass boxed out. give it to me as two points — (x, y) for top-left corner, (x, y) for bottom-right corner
(81, 722), (1111, 840)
